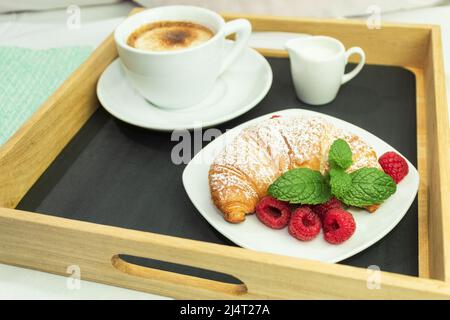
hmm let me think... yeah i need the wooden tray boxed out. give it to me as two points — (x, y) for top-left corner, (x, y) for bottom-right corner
(0, 9), (449, 299)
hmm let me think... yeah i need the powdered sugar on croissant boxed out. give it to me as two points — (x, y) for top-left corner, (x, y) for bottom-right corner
(209, 116), (381, 223)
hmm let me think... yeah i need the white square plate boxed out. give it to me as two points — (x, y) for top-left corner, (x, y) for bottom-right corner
(182, 109), (419, 263)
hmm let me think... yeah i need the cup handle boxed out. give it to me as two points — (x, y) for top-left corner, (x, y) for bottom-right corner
(341, 47), (366, 84)
(220, 19), (252, 75)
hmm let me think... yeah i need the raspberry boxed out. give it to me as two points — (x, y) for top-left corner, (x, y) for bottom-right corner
(378, 151), (409, 184)
(288, 207), (321, 241)
(311, 197), (343, 219)
(255, 196), (291, 229)
(322, 209), (356, 244)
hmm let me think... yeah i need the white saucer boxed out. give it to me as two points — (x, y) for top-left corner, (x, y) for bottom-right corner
(97, 46), (273, 131)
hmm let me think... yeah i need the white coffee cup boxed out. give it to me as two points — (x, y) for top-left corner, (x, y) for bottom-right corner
(285, 36), (365, 105)
(114, 6), (251, 109)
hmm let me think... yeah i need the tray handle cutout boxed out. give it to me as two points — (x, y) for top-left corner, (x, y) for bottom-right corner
(111, 254), (248, 297)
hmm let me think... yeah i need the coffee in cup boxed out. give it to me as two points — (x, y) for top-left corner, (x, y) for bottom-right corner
(127, 21), (214, 52)
(114, 6), (252, 109)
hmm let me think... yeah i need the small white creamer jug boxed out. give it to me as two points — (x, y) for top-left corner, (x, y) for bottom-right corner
(285, 36), (365, 105)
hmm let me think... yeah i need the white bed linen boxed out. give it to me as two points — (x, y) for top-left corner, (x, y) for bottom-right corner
(142, 0), (449, 18)
(0, 0), (123, 13)
(0, 2), (449, 300)
(0, 2), (134, 48)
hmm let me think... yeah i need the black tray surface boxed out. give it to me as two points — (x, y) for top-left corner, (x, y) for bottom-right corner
(18, 58), (418, 282)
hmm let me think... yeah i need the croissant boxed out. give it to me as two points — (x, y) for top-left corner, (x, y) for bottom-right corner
(209, 116), (381, 223)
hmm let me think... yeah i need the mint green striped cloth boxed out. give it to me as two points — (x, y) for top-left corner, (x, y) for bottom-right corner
(0, 46), (92, 146)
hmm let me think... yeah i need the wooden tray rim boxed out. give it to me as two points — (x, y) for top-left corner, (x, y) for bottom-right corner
(0, 10), (449, 299)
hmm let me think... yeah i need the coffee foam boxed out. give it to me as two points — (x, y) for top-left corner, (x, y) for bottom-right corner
(127, 21), (214, 52)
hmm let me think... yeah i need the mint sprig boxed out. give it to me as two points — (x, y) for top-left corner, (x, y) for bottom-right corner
(267, 139), (398, 208)
(337, 168), (397, 207)
(268, 168), (331, 205)
(329, 168), (351, 199)
(328, 140), (396, 207)
(329, 139), (353, 170)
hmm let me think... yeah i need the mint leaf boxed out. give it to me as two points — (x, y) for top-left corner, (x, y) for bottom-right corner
(268, 168), (331, 205)
(329, 139), (353, 170)
(329, 168), (352, 199)
(338, 168), (397, 207)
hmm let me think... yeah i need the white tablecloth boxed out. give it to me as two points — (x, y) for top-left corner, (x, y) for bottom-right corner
(0, 2), (449, 299)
